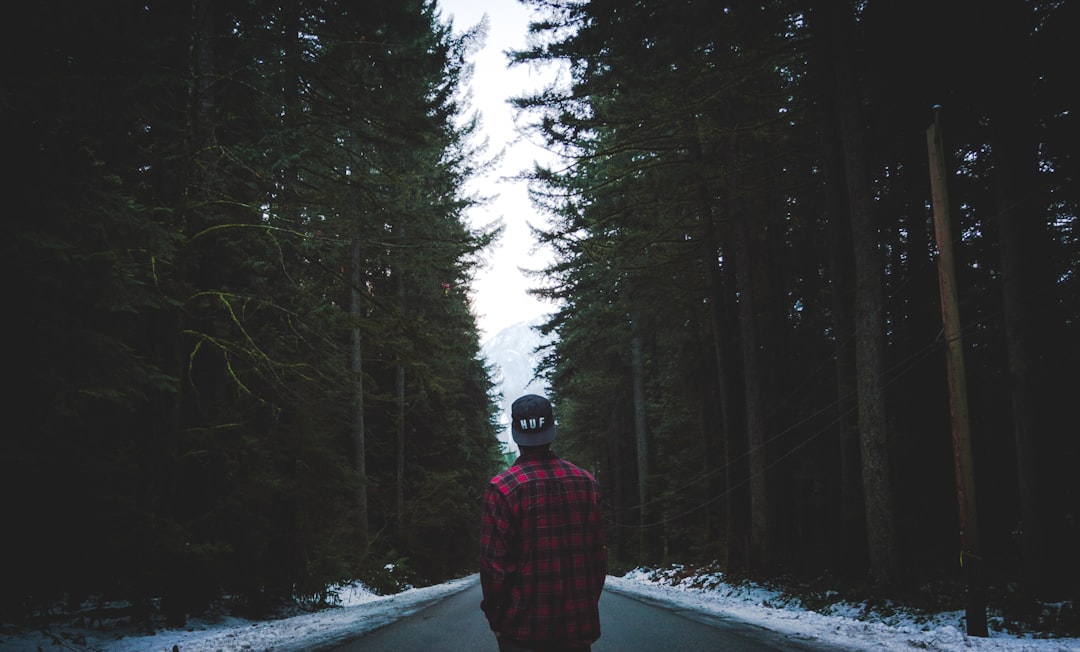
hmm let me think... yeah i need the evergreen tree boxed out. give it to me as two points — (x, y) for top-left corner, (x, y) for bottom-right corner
(1, 0), (502, 621)
(511, 0), (1078, 604)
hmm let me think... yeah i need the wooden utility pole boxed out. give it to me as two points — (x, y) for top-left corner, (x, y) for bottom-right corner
(926, 107), (988, 637)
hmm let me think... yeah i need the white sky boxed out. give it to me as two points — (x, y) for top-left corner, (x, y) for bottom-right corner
(438, 0), (559, 340)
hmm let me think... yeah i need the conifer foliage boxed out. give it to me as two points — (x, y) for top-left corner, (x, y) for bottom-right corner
(514, 0), (1078, 602)
(1, 0), (502, 622)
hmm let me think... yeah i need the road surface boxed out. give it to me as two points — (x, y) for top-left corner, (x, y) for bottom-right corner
(327, 580), (853, 651)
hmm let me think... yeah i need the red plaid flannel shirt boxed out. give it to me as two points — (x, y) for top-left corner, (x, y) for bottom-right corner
(480, 449), (606, 647)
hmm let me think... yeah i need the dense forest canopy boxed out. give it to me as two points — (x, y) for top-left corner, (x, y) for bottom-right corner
(1, 0), (1076, 633)
(2, 0), (504, 624)
(512, 0), (1077, 618)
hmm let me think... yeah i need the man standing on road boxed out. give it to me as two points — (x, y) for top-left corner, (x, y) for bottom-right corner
(480, 394), (606, 652)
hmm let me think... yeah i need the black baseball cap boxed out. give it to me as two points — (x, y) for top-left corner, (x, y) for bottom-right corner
(510, 394), (557, 446)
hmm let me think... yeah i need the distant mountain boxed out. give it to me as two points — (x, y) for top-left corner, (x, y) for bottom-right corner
(481, 319), (551, 455)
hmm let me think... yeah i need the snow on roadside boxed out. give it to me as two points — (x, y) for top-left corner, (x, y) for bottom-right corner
(2, 570), (1077, 651)
(605, 567), (1080, 652)
(0, 576), (475, 652)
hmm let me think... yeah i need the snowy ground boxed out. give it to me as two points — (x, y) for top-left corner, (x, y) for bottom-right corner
(0, 577), (472, 652)
(606, 567), (1078, 652)
(1, 569), (1077, 651)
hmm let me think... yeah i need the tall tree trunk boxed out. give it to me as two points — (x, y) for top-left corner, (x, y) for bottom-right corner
(732, 211), (772, 573)
(815, 63), (866, 575)
(718, 255), (749, 573)
(688, 129), (743, 571)
(975, 0), (1055, 593)
(609, 403), (628, 562)
(155, 0), (218, 628)
(994, 134), (1047, 593)
(823, 0), (898, 586)
(705, 232), (743, 572)
(396, 362), (406, 533)
(350, 235), (369, 555)
(630, 313), (650, 559)
(395, 265), (407, 537)
(828, 182), (866, 575)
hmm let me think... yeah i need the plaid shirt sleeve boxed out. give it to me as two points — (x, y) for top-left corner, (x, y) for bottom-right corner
(480, 456), (606, 646)
(479, 482), (515, 632)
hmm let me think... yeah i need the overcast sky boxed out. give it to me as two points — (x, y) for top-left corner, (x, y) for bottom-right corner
(438, 0), (558, 340)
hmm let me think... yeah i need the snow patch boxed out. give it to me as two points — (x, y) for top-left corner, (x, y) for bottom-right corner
(3, 570), (1077, 651)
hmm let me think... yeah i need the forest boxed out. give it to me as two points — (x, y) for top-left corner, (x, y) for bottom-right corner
(3, 0), (504, 625)
(516, 0), (1077, 625)
(1, 0), (1076, 634)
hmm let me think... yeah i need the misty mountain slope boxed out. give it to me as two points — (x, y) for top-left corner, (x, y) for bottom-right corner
(480, 319), (551, 454)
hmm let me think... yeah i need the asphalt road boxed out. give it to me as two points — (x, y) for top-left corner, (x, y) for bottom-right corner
(327, 580), (854, 651)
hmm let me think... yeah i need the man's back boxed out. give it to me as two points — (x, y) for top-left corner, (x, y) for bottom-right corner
(480, 448), (606, 649)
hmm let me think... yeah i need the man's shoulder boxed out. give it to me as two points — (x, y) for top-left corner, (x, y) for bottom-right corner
(489, 456), (596, 491)
(489, 464), (518, 485)
(488, 463), (522, 492)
